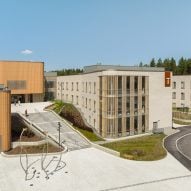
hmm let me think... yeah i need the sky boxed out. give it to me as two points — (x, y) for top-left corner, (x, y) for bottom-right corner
(0, 0), (191, 71)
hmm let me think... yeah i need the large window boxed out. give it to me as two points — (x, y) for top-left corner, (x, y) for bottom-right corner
(46, 81), (55, 88)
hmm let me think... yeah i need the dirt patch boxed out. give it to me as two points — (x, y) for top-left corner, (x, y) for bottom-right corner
(11, 114), (43, 142)
(5, 143), (64, 155)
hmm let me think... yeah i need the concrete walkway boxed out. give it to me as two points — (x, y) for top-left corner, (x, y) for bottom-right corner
(11, 102), (53, 114)
(0, 148), (191, 191)
(26, 111), (90, 151)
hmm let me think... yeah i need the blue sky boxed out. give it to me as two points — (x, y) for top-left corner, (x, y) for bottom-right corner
(0, 0), (191, 71)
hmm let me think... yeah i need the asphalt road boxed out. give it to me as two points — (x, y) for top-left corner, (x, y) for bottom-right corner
(164, 126), (191, 171)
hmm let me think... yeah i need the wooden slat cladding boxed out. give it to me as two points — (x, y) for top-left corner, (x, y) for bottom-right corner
(0, 61), (44, 94)
(0, 90), (11, 151)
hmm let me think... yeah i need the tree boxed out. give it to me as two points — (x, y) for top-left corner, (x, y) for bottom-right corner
(150, 58), (156, 67)
(156, 58), (163, 67)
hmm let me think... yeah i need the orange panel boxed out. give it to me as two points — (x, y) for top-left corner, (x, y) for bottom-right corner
(0, 61), (44, 94)
(164, 71), (171, 87)
(0, 90), (11, 151)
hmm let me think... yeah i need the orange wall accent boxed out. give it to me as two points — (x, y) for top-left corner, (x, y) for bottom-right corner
(0, 61), (44, 94)
(165, 71), (171, 87)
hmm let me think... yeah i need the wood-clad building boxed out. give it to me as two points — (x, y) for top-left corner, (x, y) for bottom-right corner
(0, 87), (11, 151)
(0, 61), (44, 103)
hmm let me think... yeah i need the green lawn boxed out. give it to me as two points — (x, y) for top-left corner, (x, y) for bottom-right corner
(101, 134), (166, 161)
(74, 127), (104, 142)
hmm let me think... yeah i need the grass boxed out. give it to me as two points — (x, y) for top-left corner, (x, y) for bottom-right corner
(74, 127), (104, 142)
(52, 100), (64, 113)
(101, 134), (166, 161)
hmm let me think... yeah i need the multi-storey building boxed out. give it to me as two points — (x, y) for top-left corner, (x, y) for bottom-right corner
(172, 75), (191, 109)
(0, 60), (44, 103)
(57, 65), (172, 138)
(57, 65), (172, 137)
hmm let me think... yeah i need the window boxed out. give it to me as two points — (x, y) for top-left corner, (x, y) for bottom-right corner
(7, 80), (26, 90)
(89, 99), (91, 110)
(46, 81), (55, 88)
(61, 82), (64, 90)
(76, 96), (79, 105)
(71, 82), (74, 91)
(76, 82), (79, 91)
(66, 82), (68, 90)
(172, 92), (176, 99)
(85, 98), (87, 108)
(86, 82), (87, 93)
(181, 81), (185, 89)
(94, 82), (96, 94)
(89, 82), (91, 93)
(71, 95), (73, 103)
(126, 76), (130, 94)
(172, 82), (176, 89)
(181, 92), (185, 100)
(172, 103), (176, 108)
(134, 76), (138, 92)
(66, 94), (68, 101)
(94, 100), (96, 112)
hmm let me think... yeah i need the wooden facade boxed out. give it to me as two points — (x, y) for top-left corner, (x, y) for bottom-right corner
(0, 89), (11, 151)
(99, 75), (149, 138)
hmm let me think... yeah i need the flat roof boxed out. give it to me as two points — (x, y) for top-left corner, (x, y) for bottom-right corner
(0, 60), (44, 64)
(44, 72), (57, 77)
(83, 64), (165, 73)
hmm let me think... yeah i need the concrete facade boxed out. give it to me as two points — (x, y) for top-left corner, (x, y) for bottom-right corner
(172, 75), (191, 108)
(0, 87), (11, 151)
(0, 60), (44, 103)
(57, 65), (172, 138)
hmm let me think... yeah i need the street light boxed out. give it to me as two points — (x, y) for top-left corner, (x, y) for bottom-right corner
(57, 122), (61, 149)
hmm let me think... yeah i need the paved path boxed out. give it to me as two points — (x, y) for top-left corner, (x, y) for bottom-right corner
(27, 111), (90, 151)
(0, 148), (191, 191)
(164, 126), (191, 171)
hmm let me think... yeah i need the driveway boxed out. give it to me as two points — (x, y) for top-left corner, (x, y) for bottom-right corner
(164, 126), (191, 171)
(27, 111), (90, 151)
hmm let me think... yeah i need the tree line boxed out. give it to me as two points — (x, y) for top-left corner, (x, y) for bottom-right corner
(52, 68), (83, 76)
(139, 57), (191, 75)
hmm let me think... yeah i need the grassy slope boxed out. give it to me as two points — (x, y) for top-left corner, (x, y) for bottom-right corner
(102, 134), (166, 161)
(51, 101), (104, 142)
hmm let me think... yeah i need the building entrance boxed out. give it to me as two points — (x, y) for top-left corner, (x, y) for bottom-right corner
(11, 94), (25, 103)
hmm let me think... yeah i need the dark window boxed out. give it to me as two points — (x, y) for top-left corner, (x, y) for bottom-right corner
(46, 81), (55, 88)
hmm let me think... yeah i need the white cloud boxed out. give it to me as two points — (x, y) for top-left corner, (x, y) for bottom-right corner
(21, 49), (33, 55)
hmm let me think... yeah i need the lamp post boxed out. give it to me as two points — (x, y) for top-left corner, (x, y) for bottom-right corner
(57, 122), (61, 149)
